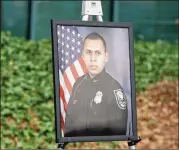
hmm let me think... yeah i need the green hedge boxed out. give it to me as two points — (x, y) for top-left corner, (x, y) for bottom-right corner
(1, 31), (178, 149)
(135, 39), (178, 91)
(1, 32), (55, 149)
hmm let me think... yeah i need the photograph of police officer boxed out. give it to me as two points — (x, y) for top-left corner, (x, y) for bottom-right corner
(64, 32), (128, 137)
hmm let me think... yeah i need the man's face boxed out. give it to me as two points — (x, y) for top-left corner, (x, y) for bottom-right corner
(82, 39), (108, 78)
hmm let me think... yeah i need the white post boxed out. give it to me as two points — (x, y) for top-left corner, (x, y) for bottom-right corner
(82, 0), (103, 21)
(129, 145), (136, 149)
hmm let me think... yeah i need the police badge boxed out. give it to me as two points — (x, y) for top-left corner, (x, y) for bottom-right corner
(113, 89), (127, 110)
(94, 91), (103, 104)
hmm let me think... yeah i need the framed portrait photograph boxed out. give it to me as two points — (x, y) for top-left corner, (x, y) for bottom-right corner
(51, 20), (138, 143)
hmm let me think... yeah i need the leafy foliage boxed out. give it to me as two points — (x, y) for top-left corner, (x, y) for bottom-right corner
(134, 39), (178, 91)
(1, 32), (55, 149)
(1, 32), (178, 149)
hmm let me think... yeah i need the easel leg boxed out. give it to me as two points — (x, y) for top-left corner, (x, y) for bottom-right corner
(128, 145), (136, 149)
(81, 0), (103, 22)
(82, 15), (93, 21)
(96, 15), (103, 21)
(128, 137), (141, 150)
(58, 142), (68, 150)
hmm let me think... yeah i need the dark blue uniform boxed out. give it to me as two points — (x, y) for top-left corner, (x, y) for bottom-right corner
(64, 69), (128, 137)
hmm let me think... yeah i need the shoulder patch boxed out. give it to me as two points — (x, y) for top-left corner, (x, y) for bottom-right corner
(113, 89), (127, 110)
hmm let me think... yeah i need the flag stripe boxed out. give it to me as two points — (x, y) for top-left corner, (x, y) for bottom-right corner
(65, 67), (75, 88)
(59, 71), (70, 102)
(60, 98), (66, 120)
(61, 129), (64, 137)
(63, 72), (72, 94)
(60, 98), (65, 137)
(60, 114), (65, 134)
(74, 59), (85, 77)
(78, 57), (88, 73)
(70, 63), (79, 80)
(60, 86), (67, 112)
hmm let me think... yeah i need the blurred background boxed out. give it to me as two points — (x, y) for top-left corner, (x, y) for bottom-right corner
(2, 1), (178, 41)
(1, 0), (178, 149)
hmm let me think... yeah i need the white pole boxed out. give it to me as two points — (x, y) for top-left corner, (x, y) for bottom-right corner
(129, 145), (136, 149)
(81, 0), (103, 22)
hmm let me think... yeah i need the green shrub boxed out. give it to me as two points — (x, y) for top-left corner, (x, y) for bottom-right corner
(134, 39), (178, 91)
(1, 32), (178, 149)
(1, 32), (56, 149)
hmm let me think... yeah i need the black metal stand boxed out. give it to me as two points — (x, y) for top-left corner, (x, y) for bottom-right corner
(127, 137), (141, 149)
(58, 142), (68, 150)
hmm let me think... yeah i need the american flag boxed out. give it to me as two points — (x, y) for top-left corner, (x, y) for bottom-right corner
(57, 25), (88, 136)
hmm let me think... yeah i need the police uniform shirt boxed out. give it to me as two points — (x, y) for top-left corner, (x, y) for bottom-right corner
(64, 69), (128, 137)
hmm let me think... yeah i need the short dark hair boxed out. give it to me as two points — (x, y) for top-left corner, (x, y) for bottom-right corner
(83, 32), (107, 52)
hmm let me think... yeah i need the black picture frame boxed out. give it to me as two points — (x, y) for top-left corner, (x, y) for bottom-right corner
(51, 20), (138, 144)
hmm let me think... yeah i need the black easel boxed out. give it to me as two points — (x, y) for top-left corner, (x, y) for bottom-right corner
(58, 142), (68, 150)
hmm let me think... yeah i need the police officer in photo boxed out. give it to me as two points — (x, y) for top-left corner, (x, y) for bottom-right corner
(64, 32), (128, 137)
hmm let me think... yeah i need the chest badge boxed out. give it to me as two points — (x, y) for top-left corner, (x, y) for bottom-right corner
(94, 91), (103, 104)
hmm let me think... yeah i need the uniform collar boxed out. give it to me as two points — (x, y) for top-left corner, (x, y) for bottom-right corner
(86, 69), (106, 82)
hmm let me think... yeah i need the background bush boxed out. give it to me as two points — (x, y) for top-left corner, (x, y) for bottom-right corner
(1, 31), (178, 149)
(135, 39), (178, 91)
